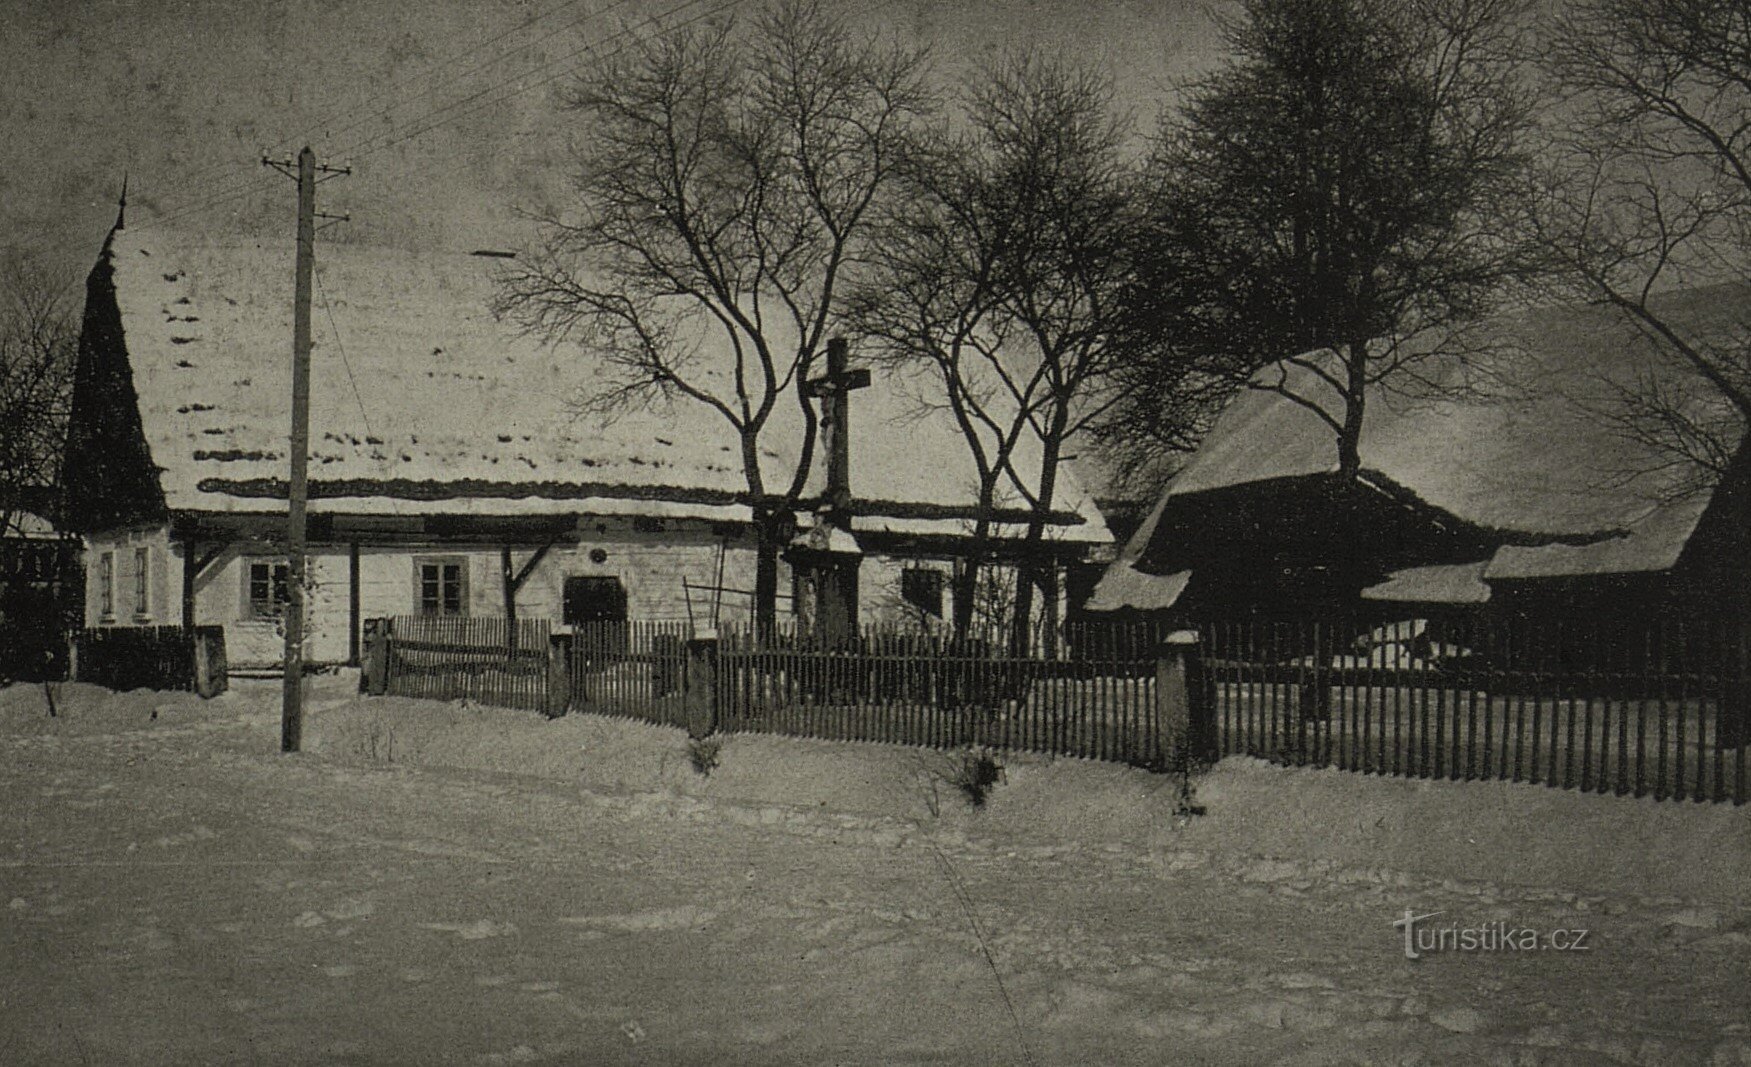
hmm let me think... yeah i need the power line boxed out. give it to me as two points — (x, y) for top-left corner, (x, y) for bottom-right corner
(332, 0), (742, 220)
(312, 265), (375, 444)
(165, 0), (627, 211)
(330, 0), (729, 170)
(139, 0), (633, 227)
(289, 0), (642, 163)
(139, 0), (734, 233)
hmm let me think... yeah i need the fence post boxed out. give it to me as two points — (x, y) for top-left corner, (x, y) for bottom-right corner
(361, 618), (390, 696)
(685, 635), (719, 738)
(1716, 622), (1748, 751)
(545, 632), (573, 719)
(1156, 629), (1213, 769)
(192, 626), (228, 698)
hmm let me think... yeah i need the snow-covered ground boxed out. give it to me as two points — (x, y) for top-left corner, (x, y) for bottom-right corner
(1, 675), (1747, 1065)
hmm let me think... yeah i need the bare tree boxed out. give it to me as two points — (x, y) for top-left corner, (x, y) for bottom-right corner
(1127, 0), (1540, 479)
(496, 0), (931, 633)
(0, 250), (77, 536)
(852, 51), (1140, 652)
(1540, 0), (1751, 492)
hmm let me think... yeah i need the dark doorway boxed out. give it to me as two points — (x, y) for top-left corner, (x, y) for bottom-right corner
(564, 575), (628, 626)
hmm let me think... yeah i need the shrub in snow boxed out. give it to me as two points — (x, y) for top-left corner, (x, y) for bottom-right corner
(688, 734), (722, 777)
(952, 746), (1005, 808)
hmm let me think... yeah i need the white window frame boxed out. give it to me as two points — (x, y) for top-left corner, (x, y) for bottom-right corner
(415, 556), (468, 617)
(245, 559), (293, 620)
(98, 551), (115, 620)
(132, 546), (151, 619)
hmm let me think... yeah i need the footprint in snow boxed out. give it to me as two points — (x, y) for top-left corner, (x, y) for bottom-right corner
(422, 919), (518, 940)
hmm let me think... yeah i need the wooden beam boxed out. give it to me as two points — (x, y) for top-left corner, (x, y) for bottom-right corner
(192, 544), (227, 580)
(510, 540), (557, 594)
(180, 542), (230, 631)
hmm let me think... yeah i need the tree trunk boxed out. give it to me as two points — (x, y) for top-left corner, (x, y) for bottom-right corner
(954, 475), (1003, 645)
(1010, 422), (1065, 659)
(752, 509), (783, 640)
(1337, 339), (1369, 479)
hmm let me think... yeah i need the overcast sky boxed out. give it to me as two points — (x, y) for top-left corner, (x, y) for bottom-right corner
(2, 0), (1229, 277)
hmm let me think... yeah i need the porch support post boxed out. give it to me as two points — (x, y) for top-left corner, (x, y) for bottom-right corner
(181, 540), (197, 632)
(348, 541), (361, 667)
(179, 539), (227, 632)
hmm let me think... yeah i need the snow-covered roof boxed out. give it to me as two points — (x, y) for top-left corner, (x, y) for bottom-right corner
(1112, 283), (1748, 595)
(1361, 562), (1492, 604)
(101, 228), (1109, 543)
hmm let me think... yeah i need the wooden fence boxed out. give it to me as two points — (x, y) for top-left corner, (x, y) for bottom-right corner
(368, 618), (1186, 768)
(562, 620), (693, 728)
(1203, 617), (1749, 805)
(381, 615), (551, 712)
(364, 612), (1749, 804)
(712, 622), (1176, 766)
(74, 624), (228, 696)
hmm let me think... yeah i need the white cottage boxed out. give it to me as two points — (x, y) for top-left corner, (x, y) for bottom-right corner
(63, 222), (1110, 666)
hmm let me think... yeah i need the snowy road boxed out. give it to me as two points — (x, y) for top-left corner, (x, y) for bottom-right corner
(0, 684), (1746, 1065)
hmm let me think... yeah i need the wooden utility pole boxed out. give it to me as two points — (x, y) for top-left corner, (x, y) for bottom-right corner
(265, 146), (347, 753)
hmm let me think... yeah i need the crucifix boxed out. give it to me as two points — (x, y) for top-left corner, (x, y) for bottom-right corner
(790, 337), (870, 646)
(802, 336), (872, 523)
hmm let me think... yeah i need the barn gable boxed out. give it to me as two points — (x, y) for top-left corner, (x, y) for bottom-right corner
(1094, 284), (1751, 614)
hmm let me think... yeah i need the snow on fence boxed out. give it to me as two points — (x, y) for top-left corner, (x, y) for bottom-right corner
(1203, 617), (1749, 805)
(381, 615), (551, 712)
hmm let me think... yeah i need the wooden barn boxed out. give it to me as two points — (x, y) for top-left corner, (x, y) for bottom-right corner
(62, 222), (1110, 667)
(1090, 284), (1751, 625)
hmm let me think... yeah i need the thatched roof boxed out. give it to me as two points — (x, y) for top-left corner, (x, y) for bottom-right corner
(97, 228), (1108, 543)
(1092, 284), (1749, 610)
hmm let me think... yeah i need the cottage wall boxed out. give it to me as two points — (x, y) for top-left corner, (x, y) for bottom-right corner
(86, 517), (1068, 667)
(83, 525), (177, 628)
(175, 519), (779, 665)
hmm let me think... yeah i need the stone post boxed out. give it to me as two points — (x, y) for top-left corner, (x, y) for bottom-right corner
(360, 617), (389, 696)
(1155, 629), (1215, 768)
(545, 632), (574, 719)
(685, 635), (719, 739)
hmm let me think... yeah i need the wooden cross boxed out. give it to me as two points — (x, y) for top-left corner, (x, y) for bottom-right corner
(801, 337), (870, 519)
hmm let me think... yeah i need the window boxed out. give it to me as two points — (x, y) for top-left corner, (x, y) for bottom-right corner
(247, 560), (292, 618)
(417, 558), (467, 616)
(133, 546), (151, 618)
(901, 567), (944, 619)
(563, 575), (627, 626)
(98, 551), (115, 619)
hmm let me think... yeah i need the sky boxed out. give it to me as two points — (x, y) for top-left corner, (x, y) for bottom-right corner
(1, 0), (1230, 278)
